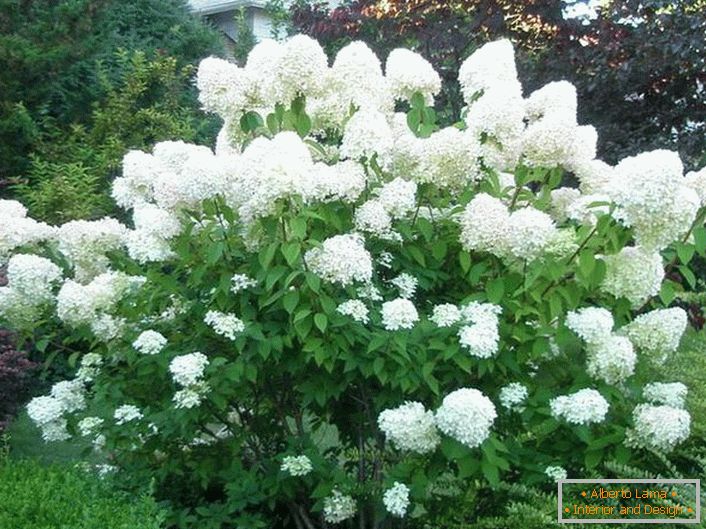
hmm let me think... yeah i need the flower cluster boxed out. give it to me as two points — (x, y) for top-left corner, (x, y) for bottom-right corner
(381, 298), (419, 331)
(566, 307), (636, 385)
(626, 404), (691, 453)
(550, 388), (609, 425)
(621, 308), (687, 365)
(305, 234), (372, 286)
(169, 352), (210, 409)
(281, 455), (313, 477)
(0, 254), (62, 329)
(132, 330), (167, 356)
(383, 482), (411, 517)
(434, 388), (497, 448)
(642, 382), (688, 409)
(323, 490), (357, 524)
(378, 401), (440, 454)
(204, 310), (245, 341)
(499, 383), (528, 412)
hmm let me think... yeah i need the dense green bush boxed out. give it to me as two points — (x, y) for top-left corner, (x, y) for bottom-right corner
(13, 51), (219, 224)
(0, 457), (165, 529)
(0, 0), (223, 183)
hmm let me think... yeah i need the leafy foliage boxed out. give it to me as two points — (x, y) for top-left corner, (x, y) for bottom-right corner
(0, 456), (165, 529)
(0, 329), (36, 432)
(13, 51), (218, 223)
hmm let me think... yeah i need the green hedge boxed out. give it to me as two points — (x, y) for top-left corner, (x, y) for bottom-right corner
(0, 458), (164, 529)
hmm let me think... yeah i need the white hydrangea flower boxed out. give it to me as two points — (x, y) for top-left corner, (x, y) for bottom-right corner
(0, 254), (63, 328)
(50, 380), (86, 413)
(600, 246), (664, 307)
(465, 83), (524, 170)
(340, 108), (394, 167)
(381, 298), (419, 331)
(354, 200), (395, 239)
(525, 81), (577, 124)
(204, 310), (245, 341)
(458, 39), (519, 102)
(435, 388), (497, 448)
(499, 383), (528, 412)
(78, 417), (104, 438)
(642, 382), (688, 409)
(76, 353), (103, 383)
(545, 465), (568, 482)
(0, 199), (28, 218)
(574, 159), (615, 195)
(56, 271), (144, 328)
(271, 34), (329, 104)
(357, 282), (383, 302)
(401, 127), (483, 190)
(280, 455), (313, 477)
(56, 218), (127, 281)
(586, 335), (636, 385)
(684, 166), (706, 206)
(378, 401), (440, 454)
(626, 404), (690, 453)
(27, 396), (65, 427)
(133, 330), (167, 355)
(0, 212), (55, 263)
(173, 382), (209, 409)
(550, 388), (609, 425)
(458, 193), (510, 256)
(610, 150), (700, 250)
(385, 48), (441, 104)
(383, 482), (411, 518)
(231, 274), (257, 294)
(337, 300), (370, 324)
(390, 273), (418, 299)
(620, 308), (687, 364)
(522, 117), (596, 170)
(114, 404), (143, 425)
(505, 207), (559, 261)
(374, 178), (417, 218)
(550, 187), (582, 223)
(196, 56), (252, 116)
(169, 352), (209, 387)
(566, 307), (614, 346)
(457, 302), (502, 358)
(323, 490), (357, 524)
(430, 304), (462, 327)
(330, 41), (391, 114)
(305, 234), (373, 287)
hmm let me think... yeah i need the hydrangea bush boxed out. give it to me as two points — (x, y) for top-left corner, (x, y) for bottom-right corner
(2, 35), (706, 527)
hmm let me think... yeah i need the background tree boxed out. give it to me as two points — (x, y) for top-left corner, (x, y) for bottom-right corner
(0, 0), (225, 198)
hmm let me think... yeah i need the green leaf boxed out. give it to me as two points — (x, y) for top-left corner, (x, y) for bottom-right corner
(579, 250), (595, 276)
(281, 242), (301, 267)
(584, 449), (602, 469)
(283, 290), (300, 314)
(693, 226), (706, 255)
(679, 265), (697, 289)
(258, 243), (278, 269)
(295, 113), (312, 138)
(676, 243), (695, 265)
(481, 459), (500, 487)
(459, 252), (471, 273)
(659, 281), (676, 305)
(314, 313), (328, 333)
(290, 217), (307, 239)
(410, 91), (426, 109)
(485, 278), (504, 303)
